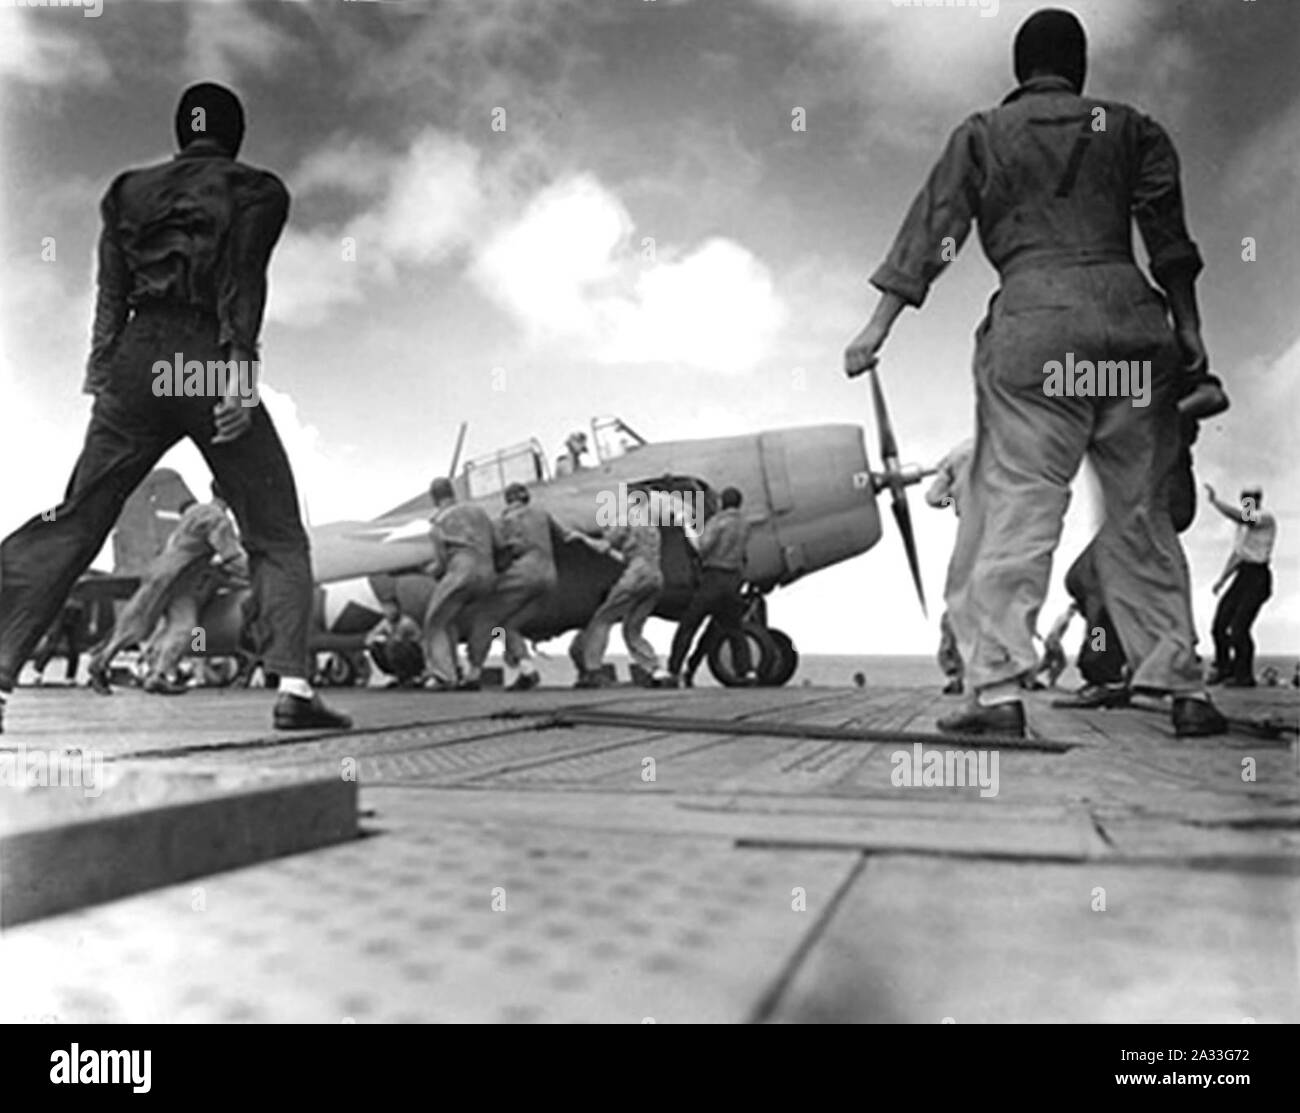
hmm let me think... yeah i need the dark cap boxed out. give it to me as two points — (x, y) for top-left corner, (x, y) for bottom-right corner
(720, 486), (743, 509)
(175, 83), (246, 156)
(504, 482), (530, 504)
(429, 477), (455, 502)
(1014, 8), (1087, 93)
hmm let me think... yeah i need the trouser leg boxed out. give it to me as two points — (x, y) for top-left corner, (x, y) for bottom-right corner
(582, 565), (657, 673)
(1088, 390), (1201, 694)
(947, 309), (1090, 692)
(937, 611), (963, 679)
(622, 585), (662, 673)
(193, 406), (313, 680)
(1227, 566), (1271, 682)
(668, 591), (711, 675)
(422, 561), (479, 684)
(0, 394), (173, 689)
(151, 593), (202, 678)
(1211, 579), (1241, 674)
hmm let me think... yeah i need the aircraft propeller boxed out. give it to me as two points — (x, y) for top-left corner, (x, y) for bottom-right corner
(864, 365), (933, 617)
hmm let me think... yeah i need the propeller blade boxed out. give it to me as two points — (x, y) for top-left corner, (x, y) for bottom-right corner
(869, 366), (900, 464)
(866, 365), (927, 616)
(891, 495), (928, 617)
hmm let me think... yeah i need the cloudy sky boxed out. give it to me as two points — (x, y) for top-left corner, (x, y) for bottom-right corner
(1, 0), (1296, 657)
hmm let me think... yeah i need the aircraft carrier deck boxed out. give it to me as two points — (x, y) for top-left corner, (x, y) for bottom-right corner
(2, 678), (1297, 1024)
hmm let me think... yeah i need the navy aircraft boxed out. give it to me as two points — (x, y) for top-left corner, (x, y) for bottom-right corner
(64, 372), (934, 688)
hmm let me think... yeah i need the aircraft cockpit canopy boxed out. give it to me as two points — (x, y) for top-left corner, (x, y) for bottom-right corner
(463, 439), (548, 500)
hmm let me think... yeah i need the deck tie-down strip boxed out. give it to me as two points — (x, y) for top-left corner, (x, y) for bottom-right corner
(523, 707), (1076, 753)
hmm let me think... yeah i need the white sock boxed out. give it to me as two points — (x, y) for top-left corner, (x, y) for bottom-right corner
(978, 681), (1020, 707)
(279, 676), (314, 700)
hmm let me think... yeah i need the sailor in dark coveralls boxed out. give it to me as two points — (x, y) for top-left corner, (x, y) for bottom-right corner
(0, 83), (349, 732)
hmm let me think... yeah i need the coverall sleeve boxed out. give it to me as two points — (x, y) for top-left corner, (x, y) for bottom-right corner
(696, 517), (722, 565)
(217, 173), (290, 357)
(1130, 114), (1203, 289)
(85, 179), (131, 395)
(870, 117), (985, 308)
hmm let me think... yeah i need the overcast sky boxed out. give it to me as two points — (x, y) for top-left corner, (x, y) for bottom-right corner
(1, 0), (1296, 657)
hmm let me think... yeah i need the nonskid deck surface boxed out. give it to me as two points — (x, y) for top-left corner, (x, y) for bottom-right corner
(1, 682), (1296, 1023)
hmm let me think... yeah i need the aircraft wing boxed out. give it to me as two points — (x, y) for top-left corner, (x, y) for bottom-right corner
(310, 518), (438, 585)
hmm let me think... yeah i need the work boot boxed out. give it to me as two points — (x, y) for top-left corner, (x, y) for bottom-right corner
(574, 671), (613, 690)
(455, 678), (482, 692)
(1171, 697), (1228, 738)
(1205, 667), (1228, 686)
(1051, 682), (1130, 710)
(941, 677), (964, 696)
(936, 699), (1026, 739)
(507, 672), (540, 692)
(88, 661), (113, 696)
(651, 670), (678, 689)
(273, 693), (352, 731)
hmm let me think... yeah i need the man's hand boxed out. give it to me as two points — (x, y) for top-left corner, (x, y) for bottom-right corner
(213, 395), (253, 445)
(1176, 326), (1208, 377)
(844, 321), (888, 379)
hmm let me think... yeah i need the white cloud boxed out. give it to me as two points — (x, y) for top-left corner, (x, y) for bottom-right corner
(0, 10), (112, 88)
(471, 175), (787, 374)
(268, 130), (487, 325)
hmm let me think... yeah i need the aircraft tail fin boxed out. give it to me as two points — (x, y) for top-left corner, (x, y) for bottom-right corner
(112, 468), (196, 574)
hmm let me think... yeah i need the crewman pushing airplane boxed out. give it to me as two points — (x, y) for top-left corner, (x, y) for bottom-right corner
(570, 494), (671, 689)
(0, 83), (350, 732)
(466, 482), (602, 691)
(845, 7), (1227, 738)
(422, 477), (496, 691)
(136, 485), (250, 695)
(665, 486), (753, 687)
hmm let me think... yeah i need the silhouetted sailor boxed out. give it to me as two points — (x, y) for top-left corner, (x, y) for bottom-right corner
(1205, 483), (1277, 688)
(0, 83), (349, 732)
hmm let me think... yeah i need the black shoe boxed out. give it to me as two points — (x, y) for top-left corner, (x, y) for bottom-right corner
(941, 678), (964, 696)
(651, 673), (680, 689)
(88, 662), (113, 696)
(1205, 668), (1228, 686)
(936, 699), (1026, 739)
(143, 674), (189, 696)
(273, 693), (352, 731)
(574, 671), (613, 690)
(1223, 677), (1257, 689)
(1172, 697), (1227, 738)
(455, 678), (482, 692)
(1051, 682), (1131, 710)
(507, 672), (541, 691)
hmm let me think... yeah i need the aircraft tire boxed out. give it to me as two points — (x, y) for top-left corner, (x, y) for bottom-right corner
(762, 628), (799, 687)
(707, 622), (778, 688)
(316, 652), (356, 688)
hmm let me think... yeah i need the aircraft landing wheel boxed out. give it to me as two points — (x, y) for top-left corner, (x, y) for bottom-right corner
(707, 622), (778, 688)
(315, 652), (356, 688)
(763, 628), (799, 687)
